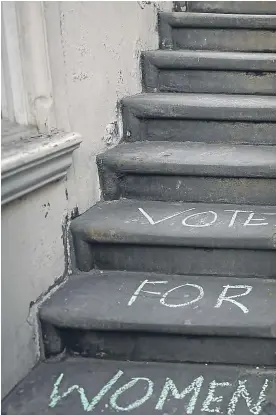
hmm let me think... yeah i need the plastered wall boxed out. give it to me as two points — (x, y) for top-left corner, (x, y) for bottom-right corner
(1, 1), (172, 397)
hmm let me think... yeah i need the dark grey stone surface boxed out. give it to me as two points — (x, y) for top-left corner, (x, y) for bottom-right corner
(139, 119), (276, 145)
(2, 358), (276, 414)
(70, 199), (276, 250)
(70, 199), (276, 276)
(159, 12), (276, 50)
(143, 50), (276, 71)
(122, 93), (276, 144)
(98, 141), (276, 178)
(122, 93), (276, 121)
(173, 28), (276, 52)
(143, 50), (276, 94)
(120, 174), (276, 205)
(40, 270), (276, 337)
(90, 243), (276, 278)
(62, 329), (276, 366)
(142, 50), (276, 94)
(97, 141), (276, 204)
(186, 1), (276, 14)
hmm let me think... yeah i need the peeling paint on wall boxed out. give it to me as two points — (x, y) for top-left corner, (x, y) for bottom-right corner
(102, 121), (120, 148)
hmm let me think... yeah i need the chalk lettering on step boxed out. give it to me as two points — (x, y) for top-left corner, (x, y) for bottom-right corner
(215, 285), (253, 314)
(49, 370), (123, 411)
(227, 379), (269, 415)
(182, 211), (218, 228)
(138, 207), (195, 225)
(243, 212), (269, 227)
(201, 381), (232, 413)
(155, 376), (204, 414)
(127, 279), (168, 306)
(224, 210), (253, 227)
(160, 284), (204, 308)
(109, 377), (154, 411)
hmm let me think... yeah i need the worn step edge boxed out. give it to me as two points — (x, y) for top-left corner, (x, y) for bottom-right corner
(142, 50), (276, 71)
(122, 93), (276, 121)
(186, 1), (276, 15)
(3, 358), (276, 415)
(70, 199), (276, 250)
(97, 141), (276, 178)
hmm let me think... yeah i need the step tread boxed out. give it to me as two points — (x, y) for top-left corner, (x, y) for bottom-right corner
(40, 270), (276, 338)
(160, 11), (276, 28)
(143, 50), (276, 71)
(122, 93), (276, 120)
(70, 199), (276, 250)
(99, 141), (276, 178)
(3, 357), (276, 414)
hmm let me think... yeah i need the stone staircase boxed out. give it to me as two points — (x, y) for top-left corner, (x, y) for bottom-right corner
(3, 3), (276, 414)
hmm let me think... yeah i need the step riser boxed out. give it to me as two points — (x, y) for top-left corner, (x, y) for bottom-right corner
(144, 68), (276, 95)
(162, 28), (276, 52)
(123, 108), (276, 145)
(186, 1), (276, 14)
(160, 27), (276, 52)
(125, 119), (276, 144)
(72, 241), (276, 278)
(43, 328), (276, 366)
(99, 169), (276, 205)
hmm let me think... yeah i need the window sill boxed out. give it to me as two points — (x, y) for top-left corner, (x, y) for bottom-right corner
(1, 120), (82, 205)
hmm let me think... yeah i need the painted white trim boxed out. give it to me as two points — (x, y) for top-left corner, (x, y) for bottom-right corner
(16, 1), (55, 132)
(1, 120), (82, 205)
(1, 2), (29, 125)
(1, 1), (55, 131)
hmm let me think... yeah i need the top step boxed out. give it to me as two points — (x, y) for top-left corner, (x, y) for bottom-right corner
(159, 12), (276, 51)
(186, 1), (276, 14)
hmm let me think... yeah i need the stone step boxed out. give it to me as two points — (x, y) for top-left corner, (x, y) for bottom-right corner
(70, 199), (276, 277)
(97, 141), (276, 205)
(40, 270), (276, 366)
(142, 50), (276, 94)
(3, 358), (276, 415)
(186, 1), (276, 14)
(159, 12), (276, 51)
(122, 93), (276, 144)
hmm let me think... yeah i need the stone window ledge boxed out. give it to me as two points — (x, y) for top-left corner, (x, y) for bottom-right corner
(1, 120), (82, 205)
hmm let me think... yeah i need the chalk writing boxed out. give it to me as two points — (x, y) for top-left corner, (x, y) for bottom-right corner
(138, 207), (195, 225)
(160, 284), (204, 308)
(48, 370), (271, 414)
(110, 378), (154, 412)
(214, 285), (253, 314)
(182, 211), (217, 228)
(201, 381), (231, 413)
(128, 280), (252, 314)
(155, 376), (203, 413)
(227, 379), (269, 415)
(49, 370), (123, 411)
(138, 208), (276, 228)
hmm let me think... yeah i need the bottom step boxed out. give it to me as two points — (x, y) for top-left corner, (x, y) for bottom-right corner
(2, 358), (276, 414)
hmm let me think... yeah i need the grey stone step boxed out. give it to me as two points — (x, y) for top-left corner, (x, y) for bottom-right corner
(70, 199), (276, 277)
(186, 1), (276, 14)
(97, 141), (276, 205)
(122, 93), (276, 144)
(40, 270), (276, 366)
(3, 358), (276, 415)
(143, 50), (276, 94)
(159, 12), (276, 51)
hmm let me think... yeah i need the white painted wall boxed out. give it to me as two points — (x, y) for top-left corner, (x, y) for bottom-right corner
(1, 1), (172, 397)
